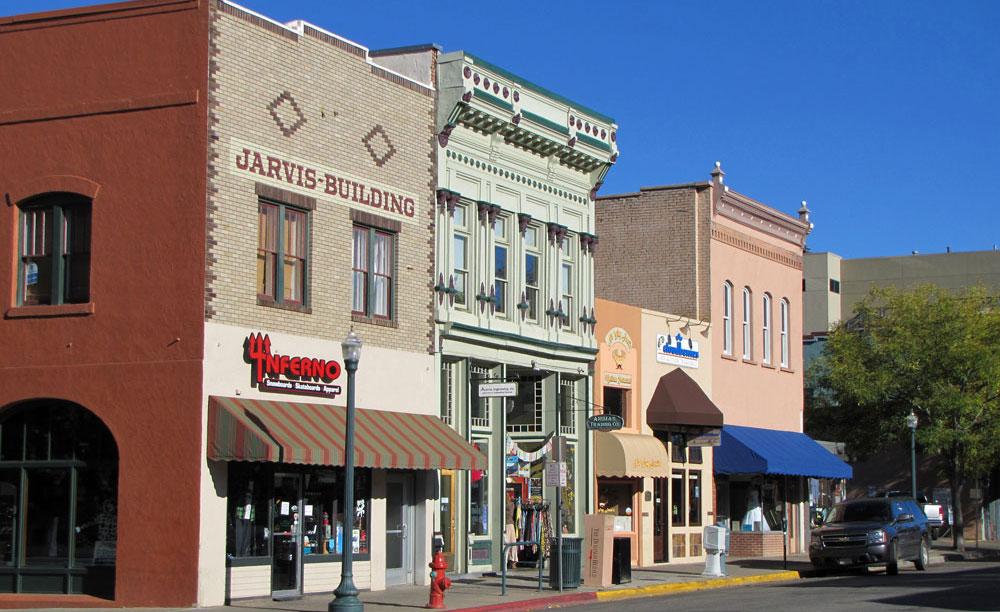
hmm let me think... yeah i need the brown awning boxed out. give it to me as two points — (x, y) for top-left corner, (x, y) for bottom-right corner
(594, 431), (670, 478)
(646, 369), (724, 429)
(208, 396), (486, 471)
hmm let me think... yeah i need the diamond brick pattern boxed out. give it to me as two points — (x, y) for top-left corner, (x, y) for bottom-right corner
(362, 124), (397, 167)
(267, 90), (306, 137)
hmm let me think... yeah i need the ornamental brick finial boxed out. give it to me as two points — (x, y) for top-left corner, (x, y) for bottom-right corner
(711, 160), (724, 185)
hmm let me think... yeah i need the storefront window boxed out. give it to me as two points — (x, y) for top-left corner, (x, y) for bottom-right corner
(508, 370), (543, 433)
(560, 444), (576, 533)
(689, 445), (703, 464)
(602, 386), (627, 426)
(688, 471), (702, 526)
(670, 433), (686, 464)
(227, 464), (270, 558)
(598, 481), (636, 532)
(470, 440), (489, 536)
(671, 470), (685, 526)
(470, 364), (491, 428)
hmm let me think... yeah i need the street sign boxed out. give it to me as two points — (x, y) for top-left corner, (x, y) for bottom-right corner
(688, 429), (722, 447)
(545, 461), (567, 487)
(586, 414), (624, 431)
(478, 382), (517, 398)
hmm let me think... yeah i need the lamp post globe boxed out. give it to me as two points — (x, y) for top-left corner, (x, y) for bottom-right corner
(331, 330), (363, 612)
(906, 410), (918, 499)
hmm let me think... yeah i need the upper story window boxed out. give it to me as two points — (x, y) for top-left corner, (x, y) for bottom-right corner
(602, 386), (628, 428)
(494, 216), (508, 316)
(452, 205), (469, 309)
(524, 225), (540, 322)
(762, 293), (773, 365)
(352, 224), (395, 320)
(560, 262), (574, 330)
(780, 298), (790, 368)
(722, 282), (733, 355)
(258, 199), (308, 307)
(18, 195), (91, 306)
(829, 278), (841, 294)
(742, 287), (753, 360)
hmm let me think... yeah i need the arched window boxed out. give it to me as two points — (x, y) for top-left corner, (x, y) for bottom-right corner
(742, 287), (753, 360)
(0, 402), (117, 597)
(722, 282), (733, 355)
(17, 194), (92, 306)
(762, 293), (773, 364)
(780, 298), (790, 368)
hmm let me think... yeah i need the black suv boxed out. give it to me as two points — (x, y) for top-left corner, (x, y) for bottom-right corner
(809, 497), (930, 574)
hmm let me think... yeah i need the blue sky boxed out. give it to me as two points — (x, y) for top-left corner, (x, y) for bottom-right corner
(7, 0), (999, 258)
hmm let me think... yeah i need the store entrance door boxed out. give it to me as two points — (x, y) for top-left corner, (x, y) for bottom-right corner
(386, 473), (414, 585)
(271, 473), (302, 599)
(653, 477), (669, 562)
(439, 470), (457, 569)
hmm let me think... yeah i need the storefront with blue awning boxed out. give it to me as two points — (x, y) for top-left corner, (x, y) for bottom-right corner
(714, 425), (852, 556)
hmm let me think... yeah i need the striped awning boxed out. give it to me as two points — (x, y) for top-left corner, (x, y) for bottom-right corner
(208, 396), (486, 470)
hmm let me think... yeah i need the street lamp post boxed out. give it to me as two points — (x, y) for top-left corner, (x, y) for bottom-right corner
(330, 330), (363, 612)
(906, 410), (918, 499)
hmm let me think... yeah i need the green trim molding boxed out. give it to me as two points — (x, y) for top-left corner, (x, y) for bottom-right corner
(523, 110), (570, 135)
(447, 322), (599, 356)
(473, 88), (514, 112)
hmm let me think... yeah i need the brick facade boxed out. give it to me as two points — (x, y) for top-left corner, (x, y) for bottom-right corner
(206, 1), (436, 353)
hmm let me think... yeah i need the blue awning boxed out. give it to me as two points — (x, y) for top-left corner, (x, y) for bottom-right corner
(714, 425), (852, 479)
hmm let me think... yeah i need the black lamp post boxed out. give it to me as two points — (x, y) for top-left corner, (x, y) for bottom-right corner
(906, 410), (918, 499)
(330, 330), (363, 612)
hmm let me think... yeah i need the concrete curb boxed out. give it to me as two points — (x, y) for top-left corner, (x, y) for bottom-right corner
(452, 570), (803, 611)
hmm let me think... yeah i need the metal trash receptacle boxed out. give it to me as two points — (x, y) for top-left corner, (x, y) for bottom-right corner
(611, 537), (631, 584)
(548, 537), (582, 589)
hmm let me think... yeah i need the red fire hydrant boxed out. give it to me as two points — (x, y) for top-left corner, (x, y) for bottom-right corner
(426, 547), (452, 609)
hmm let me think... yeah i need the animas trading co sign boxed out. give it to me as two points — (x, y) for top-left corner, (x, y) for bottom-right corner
(244, 333), (343, 398)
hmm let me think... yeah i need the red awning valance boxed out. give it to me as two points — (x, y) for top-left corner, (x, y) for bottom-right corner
(208, 396), (486, 471)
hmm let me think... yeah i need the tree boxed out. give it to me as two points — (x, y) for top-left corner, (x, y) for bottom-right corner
(809, 284), (1000, 551)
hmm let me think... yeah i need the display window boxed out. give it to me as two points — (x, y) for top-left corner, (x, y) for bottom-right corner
(560, 444), (576, 533)
(671, 471), (685, 526)
(597, 480), (637, 532)
(470, 440), (489, 536)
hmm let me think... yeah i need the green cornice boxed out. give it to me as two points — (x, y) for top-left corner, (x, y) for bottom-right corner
(446, 322), (599, 357)
(523, 110), (570, 135)
(575, 132), (612, 152)
(472, 88), (514, 112)
(465, 53), (615, 125)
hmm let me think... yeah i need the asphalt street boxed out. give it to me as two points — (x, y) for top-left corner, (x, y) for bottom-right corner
(578, 561), (1000, 612)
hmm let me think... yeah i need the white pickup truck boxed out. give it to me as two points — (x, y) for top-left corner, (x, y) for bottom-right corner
(918, 495), (945, 539)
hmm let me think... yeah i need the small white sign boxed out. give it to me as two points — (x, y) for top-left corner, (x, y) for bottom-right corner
(304, 505), (314, 517)
(545, 461), (567, 487)
(656, 333), (700, 369)
(280, 501), (290, 516)
(479, 382), (517, 398)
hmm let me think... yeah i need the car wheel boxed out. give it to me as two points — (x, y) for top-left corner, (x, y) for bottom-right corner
(886, 541), (900, 576)
(930, 527), (938, 540)
(915, 538), (929, 571)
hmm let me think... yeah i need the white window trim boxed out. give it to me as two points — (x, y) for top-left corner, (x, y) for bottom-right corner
(762, 294), (772, 365)
(722, 282), (733, 355)
(742, 287), (752, 360)
(780, 298), (790, 368)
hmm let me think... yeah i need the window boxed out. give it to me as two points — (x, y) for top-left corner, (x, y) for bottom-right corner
(671, 470), (685, 526)
(559, 377), (577, 434)
(722, 282), (733, 355)
(688, 471), (702, 526)
(508, 368), (543, 433)
(670, 432), (686, 464)
(762, 293), (772, 365)
(524, 225), (540, 322)
(780, 298), (790, 368)
(18, 195), (91, 306)
(352, 225), (394, 319)
(602, 387), (627, 426)
(470, 363), (491, 429)
(561, 444), (576, 533)
(453, 205), (469, 308)
(494, 217), (508, 315)
(470, 440), (489, 536)
(440, 362), (455, 425)
(830, 278), (841, 294)
(258, 200), (308, 306)
(742, 287), (752, 360)
(560, 262), (573, 329)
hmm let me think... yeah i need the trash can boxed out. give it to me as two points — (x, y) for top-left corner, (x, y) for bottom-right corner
(611, 537), (631, 584)
(548, 537), (582, 589)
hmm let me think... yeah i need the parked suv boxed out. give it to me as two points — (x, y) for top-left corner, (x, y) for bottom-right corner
(809, 497), (930, 575)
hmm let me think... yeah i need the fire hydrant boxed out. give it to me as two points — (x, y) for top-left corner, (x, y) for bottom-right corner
(426, 547), (452, 609)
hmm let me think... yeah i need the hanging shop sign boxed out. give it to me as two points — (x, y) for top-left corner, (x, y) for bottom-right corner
(478, 382), (517, 398)
(231, 139), (419, 224)
(656, 332), (700, 369)
(687, 428), (722, 447)
(586, 414), (624, 431)
(244, 332), (343, 398)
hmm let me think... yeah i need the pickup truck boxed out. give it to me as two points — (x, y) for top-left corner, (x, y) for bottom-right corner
(917, 495), (945, 539)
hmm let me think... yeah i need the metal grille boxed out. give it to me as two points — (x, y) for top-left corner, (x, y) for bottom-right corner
(821, 533), (867, 548)
(507, 379), (543, 433)
(471, 365), (491, 429)
(559, 378), (576, 435)
(440, 362), (453, 426)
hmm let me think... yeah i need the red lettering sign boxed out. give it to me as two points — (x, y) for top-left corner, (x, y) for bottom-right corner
(244, 333), (343, 398)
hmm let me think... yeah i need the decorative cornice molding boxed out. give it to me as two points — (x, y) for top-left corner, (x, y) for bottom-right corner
(716, 189), (810, 247)
(711, 224), (803, 270)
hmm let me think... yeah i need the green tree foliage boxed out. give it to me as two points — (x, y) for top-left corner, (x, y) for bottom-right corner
(807, 284), (1000, 551)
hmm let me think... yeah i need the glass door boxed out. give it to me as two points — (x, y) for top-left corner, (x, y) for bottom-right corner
(271, 473), (302, 600)
(653, 477), (668, 563)
(385, 473), (414, 586)
(439, 470), (456, 570)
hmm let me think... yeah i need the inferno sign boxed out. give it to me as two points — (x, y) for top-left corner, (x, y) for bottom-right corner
(244, 333), (343, 398)
(231, 139), (419, 223)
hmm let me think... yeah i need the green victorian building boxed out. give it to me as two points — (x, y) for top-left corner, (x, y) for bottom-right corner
(432, 51), (619, 573)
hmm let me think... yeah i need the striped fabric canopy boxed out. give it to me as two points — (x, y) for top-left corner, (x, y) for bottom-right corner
(208, 396), (486, 471)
